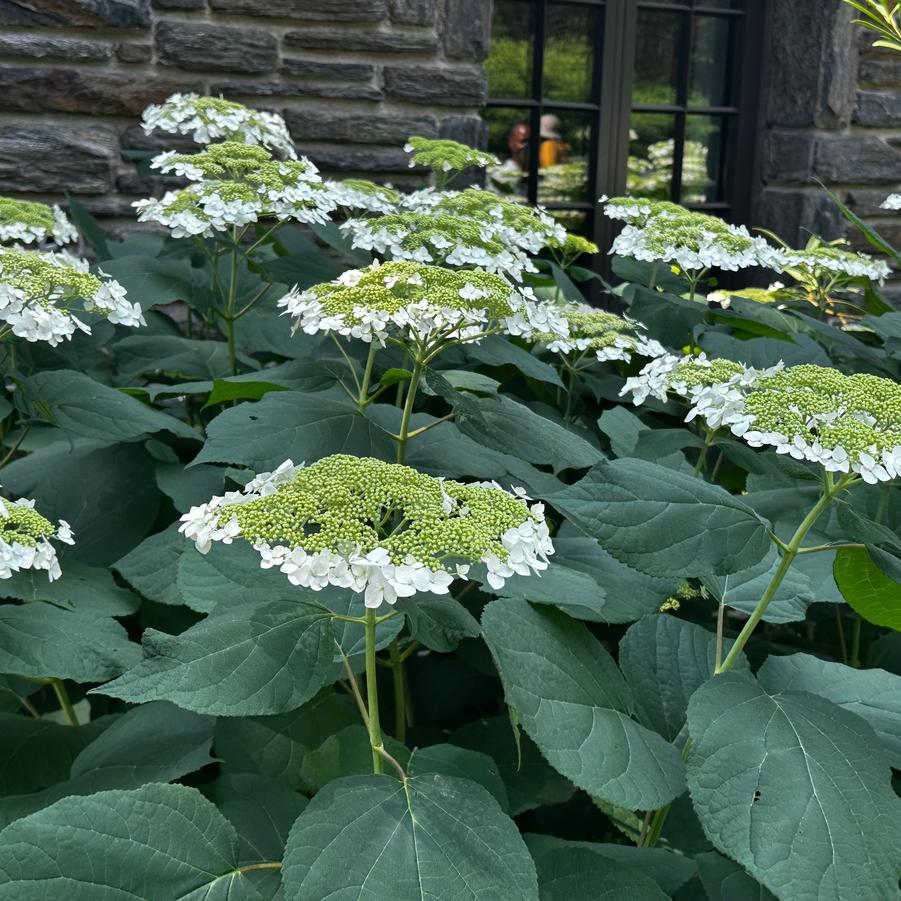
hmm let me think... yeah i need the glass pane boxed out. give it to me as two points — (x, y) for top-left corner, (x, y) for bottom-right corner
(683, 114), (726, 203)
(537, 109), (593, 205)
(627, 112), (677, 199)
(690, 15), (733, 107)
(486, 0), (534, 99)
(633, 9), (681, 107)
(544, 2), (601, 103)
(698, 1), (739, 9)
(483, 106), (529, 201)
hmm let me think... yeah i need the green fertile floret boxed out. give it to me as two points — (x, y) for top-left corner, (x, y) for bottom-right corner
(548, 232), (599, 255)
(0, 199), (56, 236)
(405, 136), (498, 174)
(219, 455), (531, 568)
(745, 365), (901, 457)
(0, 500), (56, 548)
(671, 357), (745, 389)
(0, 247), (102, 306)
(341, 179), (401, 205)
(436, 189), (558, 239)
(534, 309), (632, 349)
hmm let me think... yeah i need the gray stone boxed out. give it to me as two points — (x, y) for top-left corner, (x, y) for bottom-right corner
(0, 67), (184, 115)
(280, 59), (374, 81)
(156, 22), (278, 73)
(211, 81), (383, 101)
(754, 188), (845, 246)
(764, 0), (857, 128)
(299, 146), (413, 172)
(813, 134), (901, 183)
(209, 0), (386, 19)
(0, 0), (150, 27)
(761, 131), (814, 183)
(116, 42), (153, 62)
(0, 34), (113, 60)
(0, 123), (118, 193)
(384, 64), (486, 106)
(120, 124), (197, 151)
(855, 90), (901, 127)
(152, 0), (204, 7)
(859, 56), (901, 88)
(439, 115), (487, 148)
(845, 188), (901, 218)
(389, 0), (434, 25)
(283, 28), (437, 54)
(283, 110), (436, 145)
(444, 0), (490, 60)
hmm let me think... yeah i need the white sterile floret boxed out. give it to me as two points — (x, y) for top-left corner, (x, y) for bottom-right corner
(881, 193), (901, 211)
(777, 246), (891, 282)
(0, 247), (144, 346)
(141, 93), (296, 158)
(326, 179), (401, 215)
(0, 495), (74, 582)
(277, 260), (569, 347)
(179, 455), (554, 609)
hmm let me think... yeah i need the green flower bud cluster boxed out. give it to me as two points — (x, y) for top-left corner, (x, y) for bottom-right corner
(0, 499), (56, 548)
(670, 357), (745, 390)
(0, 198), (77, 246)
(0, 246), (101, 306)
(404, 136), (499, 175)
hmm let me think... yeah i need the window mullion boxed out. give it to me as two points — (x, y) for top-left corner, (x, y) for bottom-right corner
(527, 0), (547, 206)
(670, 8), (694, 202)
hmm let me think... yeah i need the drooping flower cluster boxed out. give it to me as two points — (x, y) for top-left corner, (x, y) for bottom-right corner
(603, 197), (782, 272)
(0, 495), (74, 582)
(881, 193), (901, 211)
(278, 259), (569, 346)
(342, 188), (566, 280)
(0, 198), (78, 247)
(141, 93), (296, 158)
(326, 179), (401, 215)
(707, 282), (788, 308)
(0, 247), (144, 345)
(623, 354), (901, 483)
(133, 142), (335, 237)
(179, 455), (554, 608)
(535, 303), (665, 363)
(778, 244), (891, 283)
(404, 136), (499, 175)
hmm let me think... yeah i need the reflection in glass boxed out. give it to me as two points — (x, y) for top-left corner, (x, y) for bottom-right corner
(537, 109), (592, 210)
(483, 106), (530, 201)
(633, 9), (680, 107)
(684, 115), (725, 203)
(485, 0), (534, 99)
(690, 15), (733, 107)
(627, 113), (677, 199)
(544, 2), (600, 103)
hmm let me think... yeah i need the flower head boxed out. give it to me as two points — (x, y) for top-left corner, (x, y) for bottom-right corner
(535, 303), (665, 363)
(404, 136), (499, 175)
(179, 455), (553, 608)
(881, 193), (901, 211)
(133, 142), (334, 237)
(141, 93), (296, 158)
(603, 197), (781, 272)
(0, 495), (74, 582)
(327, 179), (401, 215)
(0, 247), (144, 345)
(0, 198), (77, 247)
(777, 245), (890, 283)
(278, 259), (568, 346)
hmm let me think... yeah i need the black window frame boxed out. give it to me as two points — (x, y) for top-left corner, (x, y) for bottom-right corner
(483, 0), (767, 256)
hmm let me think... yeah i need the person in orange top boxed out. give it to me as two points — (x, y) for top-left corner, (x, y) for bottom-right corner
(538, 114), (570, 167)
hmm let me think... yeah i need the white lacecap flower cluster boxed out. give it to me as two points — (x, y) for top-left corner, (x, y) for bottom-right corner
(778, 248), (891, 282)
(325, 180), (399, 215)
(0, 202), (78, 247)
(0, 497), (74, 582)
(141, 93), (296, 158)
(179, 459), (554, 608)
(881, 193), (901, 211)
(0, 248), (144, 346)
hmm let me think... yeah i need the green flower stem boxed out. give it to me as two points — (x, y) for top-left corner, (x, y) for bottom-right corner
(396, 356), (424, 464)
(716, 473), (854, 674)
(51, 679), (78, 726)
(389, 639), (407, 743)
(647, 262), (659, 291)
(850, 614), (862, 668)
(358, 343), (378, 411)
(693, 428), (719, 477)
(639, 739), (692, 848)
(225, 227), (240, 376)
(364, 607), (384, 775)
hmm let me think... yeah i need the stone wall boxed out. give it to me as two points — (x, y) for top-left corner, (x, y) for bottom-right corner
(754, 0), (901, 267)
(0, 0), (488, 221)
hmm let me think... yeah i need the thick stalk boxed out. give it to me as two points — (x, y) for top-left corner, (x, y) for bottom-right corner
(396, 357), (424, 464)
(225, 228), (240, 376)
(389, 639), (407, 743)
(364, 607), (384, 774)
(51, 679), (78, 726)
(358, 343), (378, 411)
(716, 477), (847, 673)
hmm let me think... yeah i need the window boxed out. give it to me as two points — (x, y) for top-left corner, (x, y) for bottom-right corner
(483, 0), (764, 246)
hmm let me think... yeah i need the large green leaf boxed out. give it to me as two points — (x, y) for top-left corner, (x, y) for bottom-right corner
(25, 370), (196, 442)
(282, 774), (538, 901)
(834, 545), (901, 631)
(466, 334), (565, 388)
(194, 386), (394, 469)
(95, 599), (336, 716)
(0, 701), (215, 827)
(758, 653), (901, 768)
(114, 526), (185, 606)
(687, 674), (901, 901)
(113, 334), (234, 382)
(396, 593), (480, 651)
(493, 560), (608, 622)
(619, 616), (747, 742)
(100, 252), (209, 309)
(0, 604), (140, 682)
(481, 599), (686, 810)
(526, 835), (672, 900)
(550, 459), (771, 577)
(408, 743), (509, 811)
(459, 394), (602, 472)
(0, 783), (279, 899)
(2, 440), (160, 566)
(695, 851), (777, 901)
